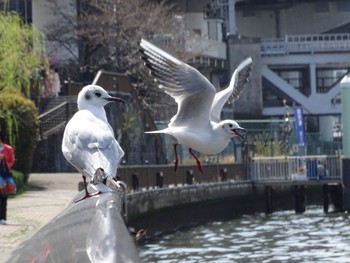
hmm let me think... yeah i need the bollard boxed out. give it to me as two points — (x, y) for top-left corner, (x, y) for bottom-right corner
(186, 170), (194, 185)
(156, 171), (164, 188)
(294, 185), (306, 214)
(265, 186), (273, 214)
(220, 168), (228, 182)
(132, 173), (139, 191)
(323, 184), (329, 213)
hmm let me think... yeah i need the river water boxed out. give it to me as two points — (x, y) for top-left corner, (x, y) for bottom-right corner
(139, 206), (350, 262)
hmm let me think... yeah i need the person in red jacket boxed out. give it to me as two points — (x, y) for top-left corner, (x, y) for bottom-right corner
(0, 131), (15, 225)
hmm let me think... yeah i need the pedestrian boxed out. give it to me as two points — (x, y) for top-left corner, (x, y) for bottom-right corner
(0, 131), (15, 225)
(52, 66), (61, 97)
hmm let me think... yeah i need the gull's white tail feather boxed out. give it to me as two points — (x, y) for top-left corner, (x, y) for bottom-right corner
(91, 168), (107, 185)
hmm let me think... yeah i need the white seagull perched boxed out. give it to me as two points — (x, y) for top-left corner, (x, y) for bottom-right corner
(62, 84), (125, 201)
(139, 39), (253, 173)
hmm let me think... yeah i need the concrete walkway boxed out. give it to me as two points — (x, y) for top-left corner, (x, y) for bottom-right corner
(0, 173), (81, 263)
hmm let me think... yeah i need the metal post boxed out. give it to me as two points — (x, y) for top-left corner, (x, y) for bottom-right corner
(265, 186), (273, 214)
(341, 75), (350, 211)
(145, 160), (149, 189)
(323, 184), (329, 213)
(294, 185), (306, 214)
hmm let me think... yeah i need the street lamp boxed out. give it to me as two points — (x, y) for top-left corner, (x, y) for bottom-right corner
(282, 99), (292, 156)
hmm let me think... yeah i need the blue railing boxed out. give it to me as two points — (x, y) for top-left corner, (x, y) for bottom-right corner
(251, 155), (341, 182)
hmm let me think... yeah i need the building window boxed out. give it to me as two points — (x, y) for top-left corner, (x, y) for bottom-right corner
(192, 29), (202, 36)
(242, 9), (256, 17)
(314, 2), (330, 13)
(0, 0), (32, 23)
(317, 69), (348, 93)
(337, 2), (350, 12)
(207, 21), (219, 40)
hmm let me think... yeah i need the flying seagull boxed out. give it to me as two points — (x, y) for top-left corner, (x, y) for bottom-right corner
(62, 84), (125, 201)
(139, 39), (253, 173)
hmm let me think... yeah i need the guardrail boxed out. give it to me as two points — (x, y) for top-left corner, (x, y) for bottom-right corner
(117, 163), (245, 191)
(251, 155), (341, 182)
(261, 33), (350, 55)
(38, 101), (69, 140)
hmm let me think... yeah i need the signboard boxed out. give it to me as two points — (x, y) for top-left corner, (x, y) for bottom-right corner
(294, 107), (306, 146)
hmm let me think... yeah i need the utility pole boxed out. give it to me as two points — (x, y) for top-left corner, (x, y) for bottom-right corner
(341, 75), (350, 211)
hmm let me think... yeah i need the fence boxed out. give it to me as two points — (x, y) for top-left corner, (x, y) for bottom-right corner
(117, 163), (245, 191)
(251, 155), (341, 182)
(38, 101), (69, 140)
(261, 33), (350, 55)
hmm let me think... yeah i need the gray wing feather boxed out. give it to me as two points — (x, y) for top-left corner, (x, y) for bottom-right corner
(210, 57), (253, 122)
(140, 39), (216, 128)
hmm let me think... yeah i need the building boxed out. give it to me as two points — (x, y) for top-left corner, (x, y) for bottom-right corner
(175, 0), (350, 145)
(3, 0), (350, 160)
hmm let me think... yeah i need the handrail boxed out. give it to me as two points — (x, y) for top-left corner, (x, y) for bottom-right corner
(251, 155), (341, 181)
(261, 33), (350, 55)
(38, 101), (68, 119)
(39, 101), (71, 140)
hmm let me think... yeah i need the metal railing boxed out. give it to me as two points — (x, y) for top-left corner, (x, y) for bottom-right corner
(251, 155), (341, 182)
(261, 33), (350, 55)
(38, 101), (70, 140)
(117, 163), (245, 191)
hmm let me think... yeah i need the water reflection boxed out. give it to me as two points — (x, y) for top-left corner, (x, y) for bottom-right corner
(140, 207), (350, 262)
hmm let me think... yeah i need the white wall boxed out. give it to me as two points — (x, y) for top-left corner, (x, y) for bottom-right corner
(236, 1), (350, 38)
(319, 115), (337, 141)
(32, 0), (78, 64)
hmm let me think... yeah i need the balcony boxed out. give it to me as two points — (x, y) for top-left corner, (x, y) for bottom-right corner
(261, 33), (350, 55)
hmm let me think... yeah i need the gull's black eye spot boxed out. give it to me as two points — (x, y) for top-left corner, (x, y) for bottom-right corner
(94, 91), (102, 97)
(85, 93), (91, 100)
(229, 124), (233, 128)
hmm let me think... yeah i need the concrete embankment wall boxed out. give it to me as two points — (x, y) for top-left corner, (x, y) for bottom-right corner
(126, 181), (324, 237)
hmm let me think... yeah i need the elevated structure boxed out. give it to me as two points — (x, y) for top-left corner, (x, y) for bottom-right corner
(231, 0), (350, 143)
(260, 33), (350, 116)
(173, 0), (350, 144)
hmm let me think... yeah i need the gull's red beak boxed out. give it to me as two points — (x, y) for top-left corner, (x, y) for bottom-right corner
(106, 96), (126, 103)
(232, 128), (246, 140)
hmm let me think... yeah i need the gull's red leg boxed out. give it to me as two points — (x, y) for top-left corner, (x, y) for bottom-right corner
(189, 148), (203, 174)
(75, 175), (100, 203)
(173, 143), (179, 172)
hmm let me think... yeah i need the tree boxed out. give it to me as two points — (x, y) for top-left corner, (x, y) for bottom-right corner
(44, 0), (207, 163)
(46, 0), (200, 87)
(0, 11), (46, 176)
(0, 12), (47, 97)
(47, 0), (186, 69)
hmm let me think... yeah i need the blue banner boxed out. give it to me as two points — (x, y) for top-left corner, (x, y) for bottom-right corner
(294, 107), (306, 146)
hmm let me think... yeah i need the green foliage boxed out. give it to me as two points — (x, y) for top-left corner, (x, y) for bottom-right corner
(0, 12), (47, 97)
(254, 132), (284, 157)
(121, 103), (142, 162)
(11, 169), (26, 194)
(0, 93), (40, 182)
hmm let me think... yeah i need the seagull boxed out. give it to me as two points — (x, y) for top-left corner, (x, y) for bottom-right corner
(139, 39), (252, 173)
(62, 84), (125, 201)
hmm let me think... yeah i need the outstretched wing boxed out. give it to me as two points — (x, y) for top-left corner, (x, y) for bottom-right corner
(139, 39), (216, 128)
(210, 57), (253, 122)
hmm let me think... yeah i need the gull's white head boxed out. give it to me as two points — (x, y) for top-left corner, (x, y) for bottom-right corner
(219, 120), (246, 140)
(77, 85), (125, 110)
